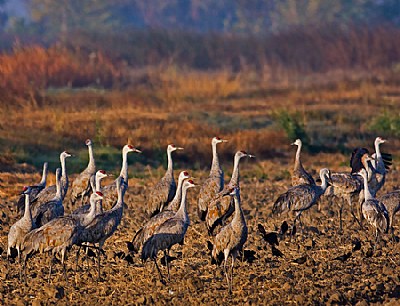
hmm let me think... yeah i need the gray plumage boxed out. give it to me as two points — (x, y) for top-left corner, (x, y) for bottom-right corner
(378, 191), (400, 232)
(101, 145), (141, 210)
(31, 168), (64, 228)
(70, 139), (96, 205)
(358, 168), (389, 240)
(71, 170), (108, 216)
(32, 151), (71, 204)
(141, 180), (195, 281)
(146, 144), (183, 217)
(212, 187), (247, 294)
(77, 177), (126, 279)
(131, 171), (190, 253)
(20, 192), (104, 282)
(273, 168), (330, 231)
(206, 151), (254, 235)
(8, 187), (36, 271)
(17, 162), (48, 217)
(291, 139), (315, 186)
(198, 137), (227, 221)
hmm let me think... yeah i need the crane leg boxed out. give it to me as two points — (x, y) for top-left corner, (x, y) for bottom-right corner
(97, 247), (101, 281)
(62, 251), (69, 284)
(21, 256), (28, 284)
(229, 252), (237, 295)
(48, 256), (55, 283)
(75, 246), (81, 272)
(153, 258), (165, 284)
(338, 202), (343, 234)
(164, 250), (170, 281)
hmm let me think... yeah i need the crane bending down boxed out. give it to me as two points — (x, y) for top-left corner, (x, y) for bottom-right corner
(76, 176), (126, 280)
(131, 171), (190, 253)
(291, 139), (315, 186)
(206, 151), (254, 235)
(146, 144), (183, 217)
(198, 137), (228, 221)
(358, 168), (389, 247)
(70, 139), (96, 206)
(101, 144), (141, 210)
(141, 180), (195, 282)
(273, 168), (331, 236)
(211, 187), (247, 294)
(20, 192), (104, 283)
(17, 162), (48, 217)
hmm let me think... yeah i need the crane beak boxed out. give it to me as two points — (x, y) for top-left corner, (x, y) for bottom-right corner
(176, 147), (184, 150)
(248, 154), (255, 158)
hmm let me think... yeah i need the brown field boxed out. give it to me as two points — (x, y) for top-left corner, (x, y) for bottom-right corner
(1, 42), (400, 304)
(0, 149), (400, 305)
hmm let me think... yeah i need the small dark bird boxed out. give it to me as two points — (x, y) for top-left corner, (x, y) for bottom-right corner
(271, 246), (284, 257)
(126, 241), (135, 253)
(257, 224), (279, 246)
(124, 254), (134, 265)
(292, 255), (307, 264)
(279, 221), (289, 236)
(333, 252), (352, 262)
(242, 250), (257, 263)
(291, 225), (297, 236)
(365, 248), (374, 258)
(352, 239), (362, 252)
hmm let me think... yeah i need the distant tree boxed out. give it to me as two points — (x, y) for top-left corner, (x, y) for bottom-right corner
(0, 0), (8, 31)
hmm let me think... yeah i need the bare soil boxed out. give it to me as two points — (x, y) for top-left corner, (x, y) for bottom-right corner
(0, 159), (399, 305)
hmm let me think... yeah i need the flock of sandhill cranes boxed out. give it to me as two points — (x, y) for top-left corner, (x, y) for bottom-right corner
(4, 136), (400, 293)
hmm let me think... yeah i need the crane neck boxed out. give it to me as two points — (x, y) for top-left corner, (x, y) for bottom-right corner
(55, 172), (62, 199)
(87, 144), (95, 169)
(60, 155), (67, 179)
(39, 163), (48, 186)
(232, 194), (245, 224)
(119, 150), (129, 182)
(95, 175), (104, 192)
(83, 195), (98, 226)
(362, 174), (373, 201)
(167, 149), (174, 175)
(210, 142), (220, 173)
(167, 177), (184, 211)
(294, 144), (302, 169)
(23, 193), (32, 221)
(228, 155), (241, 187)
(176, 186), (189, 220)
(112, 183), (125, 211)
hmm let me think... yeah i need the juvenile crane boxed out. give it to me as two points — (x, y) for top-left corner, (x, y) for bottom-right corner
(141, 180), (195, 282)
(273, 168), (331, 235)
(21, 192), (104, 282)
(206, 151), (254, 235)
(8, 187), (36, 279)
(198, 137), (228, 221)
(31, 168), (65, 227)
(291, 139), (315, 186)
(102, 144), (141, 210)
(211, 187), (247, 294)
(131, 171), (190, 253)
(77, 176), (126, 279)
(70, 139), (96, 206)
(358, 168), (389, 245)
(72, 170), (108, 215)
(17, 162), (48, 216)
(33, 151), (71, 203)
(146, 144), (183, 217)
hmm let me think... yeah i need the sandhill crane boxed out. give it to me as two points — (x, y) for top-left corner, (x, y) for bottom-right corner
(33, 151), (72, 203)
(291, 139), (315, 186)
(72, 170), (108, 215)
(205, 151), (254, 235)
(146, 144), (183, 217)
(358, 168), (389, 246)
(21, 191), (104, 282)
(101, 144), (141, 209)
(378, 191), (400, 235)
(17, 162), (48, 217)
(31, 168), (65, 228)
(198, 137), (228, 221)
(211, 187), (247, 294)
(141, 180), (195, 282)
(131, 171), (190, 253)
(8, 187), (36, 279)
(76, 176), (126, 279)
(273, 168), (331, 235)
(70, 139), (96, 206)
